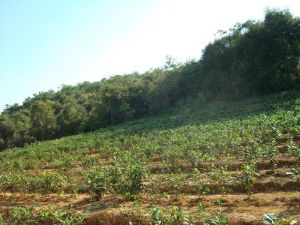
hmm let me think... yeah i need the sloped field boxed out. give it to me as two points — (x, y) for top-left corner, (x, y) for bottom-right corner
(0, 91), (299, 224)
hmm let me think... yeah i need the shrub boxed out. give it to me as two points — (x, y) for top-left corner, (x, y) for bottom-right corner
(127, 163), (146, 195)
(40, 173), (67, 192)
(87, 170), (106, 199)
(239, 162), (256, 193)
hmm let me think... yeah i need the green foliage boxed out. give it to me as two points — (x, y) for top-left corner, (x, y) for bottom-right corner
(202, 9), (300, 97)
(264, 141), (279, 168)
(87, 170), (106, 199)
(55, 156), (75, 170)
(40, 173), (67, 192)
(0, 172), (67, 193)
(1, 9), (300, 150)
(150, 208), (167, 225)
(0, 213), (5, 225)
(217, 166), (231, 194)
(0, 207), (83, 225)
(9, 207), (36, 225)
(167, 206), (191, 225)
(127, 163), (147, 195)
(194, 202), (211, 222)
(263, 213), (294, 225)
(207, 210), (230, 225)
(108, 159), (147, 197)
(149, 207), (191, 225)
(31, 100), (57, 140)
(0, 90), (298, 197)
(37, 209), (83, 225)
(149, 206), (229, 225)
(86, 157), (147, 198)
(57, 99), (87, 136)
(287, 137), (300, 159)
(0, 109), (32, 149)
(239, 163), (257, 193)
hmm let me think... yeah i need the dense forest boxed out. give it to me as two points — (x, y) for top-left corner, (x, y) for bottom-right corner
(1, 9), (300, 150)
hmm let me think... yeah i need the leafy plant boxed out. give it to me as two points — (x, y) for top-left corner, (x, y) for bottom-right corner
(38, 209), (84, 225)
(150, 208), (167, 225)
(263, 213), (294, 225)
(210, 212), (229, 225)
(217, 166), (231, 194)
(87, 170), (106, 199)
(264, 142), (279, 168)
(149, 207), (192, 225)
(239, 162), (256, 193)
(127, 163), (147, 196)
(193, 202), (211, 223)
(0, 213), (5, 225)
(167, 206), (191, 225)
(287, 137), (300, 159)
(41, 173), (67, 192)
(9, 207), (36, 225)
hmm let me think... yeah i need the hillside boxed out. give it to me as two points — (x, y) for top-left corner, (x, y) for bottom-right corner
(0, 90), (299, 224)
(0, 8), (300, 225)
(1, 9), (300, 151)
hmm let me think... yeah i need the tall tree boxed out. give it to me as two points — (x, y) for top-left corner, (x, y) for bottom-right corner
(31, 101), (56, 141)
(57, 98), (87, 136)
(0, 113), (15, 149)
(11, 109), (32, 146)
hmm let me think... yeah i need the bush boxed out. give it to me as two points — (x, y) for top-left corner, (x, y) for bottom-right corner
(87, 170), (106, 199)
(127, 163), (146, 195)
(239, 163), (256, 193)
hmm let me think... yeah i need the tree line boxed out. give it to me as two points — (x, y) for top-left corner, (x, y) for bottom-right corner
(1, 9), (300, 150)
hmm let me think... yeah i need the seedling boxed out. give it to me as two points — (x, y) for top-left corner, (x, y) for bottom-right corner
(239, 162), (256, 193)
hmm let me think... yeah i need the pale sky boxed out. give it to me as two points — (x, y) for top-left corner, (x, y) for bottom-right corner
(0, 0), (300, 112)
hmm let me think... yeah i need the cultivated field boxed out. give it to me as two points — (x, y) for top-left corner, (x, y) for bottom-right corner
(0, 91), (299, 225)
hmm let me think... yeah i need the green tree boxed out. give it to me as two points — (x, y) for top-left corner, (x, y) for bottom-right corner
(11, 109), (32, 146)
(31, 101), (56, 140)
(57, 98), (87, 136)
(0, 113), (15, 149)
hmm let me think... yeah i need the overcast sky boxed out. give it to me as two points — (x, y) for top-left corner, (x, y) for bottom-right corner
(1, 0), (300, 112)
